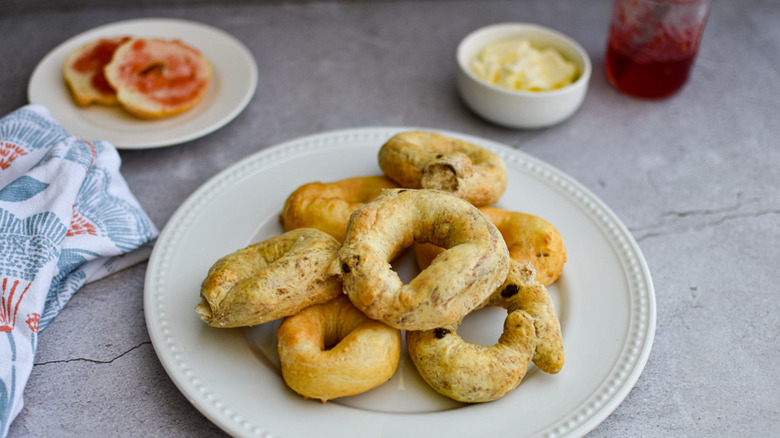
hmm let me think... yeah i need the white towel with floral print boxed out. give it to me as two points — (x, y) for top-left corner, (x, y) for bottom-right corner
(0, 105), (158, 436)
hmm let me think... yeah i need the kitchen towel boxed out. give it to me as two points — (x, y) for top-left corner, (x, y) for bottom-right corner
(0, 105), (158, 436)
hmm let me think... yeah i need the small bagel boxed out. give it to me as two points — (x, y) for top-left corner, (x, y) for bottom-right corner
(485, 261), (565, 374)
(415, 206), (566, 286)
(279, 175), (399, 242)
(338, 188), (510, 331)
(378, 131), (507, 206)
(63, 36), (131, 106)
(196, 228), (342, 328)
(407, 308), (536, 403)
(406, 261), (564, 403)
(104, 37), (212, 118)
(277, 295), (402, 402)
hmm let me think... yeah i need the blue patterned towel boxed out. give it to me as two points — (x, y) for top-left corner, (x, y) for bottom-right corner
(0, 105), (158, 436)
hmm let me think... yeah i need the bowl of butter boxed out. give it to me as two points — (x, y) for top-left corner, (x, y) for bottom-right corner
(457, 23), (591, 129)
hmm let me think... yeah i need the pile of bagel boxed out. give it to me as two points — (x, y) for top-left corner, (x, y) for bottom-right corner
(196, 131), (567, 404)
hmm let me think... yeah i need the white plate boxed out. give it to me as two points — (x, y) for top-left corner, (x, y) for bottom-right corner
(144, 127), (656, 438)
(27, 18), (257, 149)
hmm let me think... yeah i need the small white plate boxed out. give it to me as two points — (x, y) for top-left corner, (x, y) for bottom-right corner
(144, 127), (656, 438)
(27, 18), (258, 149)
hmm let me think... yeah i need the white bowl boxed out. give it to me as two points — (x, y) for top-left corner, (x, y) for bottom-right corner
(456, 23), (592, 129)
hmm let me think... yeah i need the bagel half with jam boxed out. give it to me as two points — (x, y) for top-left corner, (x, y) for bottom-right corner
(63, 36), (131, 106)
(104, 37), (212, 118)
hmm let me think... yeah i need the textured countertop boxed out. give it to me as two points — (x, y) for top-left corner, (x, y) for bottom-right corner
(2, 0), (779, 437)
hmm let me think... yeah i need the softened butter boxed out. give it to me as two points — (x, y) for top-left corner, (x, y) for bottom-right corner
(471, 38), (578, 92)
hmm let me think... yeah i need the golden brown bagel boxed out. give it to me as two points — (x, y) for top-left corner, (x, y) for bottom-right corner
(277, 295), (402, 402)
(279, 175), (399, 242)
(63, 36), (131, 106)
(338, 188), (509, 331)
(406, 261), (564, 403)
(378, 131), (507, 206)
(415, 206), (566, 286)
(196, 228), (342, 328)
(104, 37), (212, 118)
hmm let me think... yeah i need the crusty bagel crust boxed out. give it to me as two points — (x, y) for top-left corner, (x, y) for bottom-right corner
(415, 206), (567, 286)
(338, 188), (509, 331)
(196, 228), (342, 328)
(378, 131), (507, 206)
(277, 295), (402, 402)
(280, 175), (399, 242)
(407, 261), (564, 403)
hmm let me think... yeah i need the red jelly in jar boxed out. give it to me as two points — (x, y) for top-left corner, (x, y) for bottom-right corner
(605, 0), (711, 99)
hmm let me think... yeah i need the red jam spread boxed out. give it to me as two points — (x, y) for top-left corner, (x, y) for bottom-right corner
(117, 39), (208, 107)
(73, 37), (130, 95)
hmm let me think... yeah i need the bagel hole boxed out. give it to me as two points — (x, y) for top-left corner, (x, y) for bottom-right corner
(322, 331), (343, 351)
(390, 247), (419, 284)
(457, 306), (507, 346)
(140, 62), (166, 76)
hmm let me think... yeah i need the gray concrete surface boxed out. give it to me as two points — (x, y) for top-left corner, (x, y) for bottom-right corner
(1, 0), (779, 436)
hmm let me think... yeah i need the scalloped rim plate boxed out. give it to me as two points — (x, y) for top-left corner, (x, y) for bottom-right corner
(27, 18), (257, 149)
(144, 127), (656, 438)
